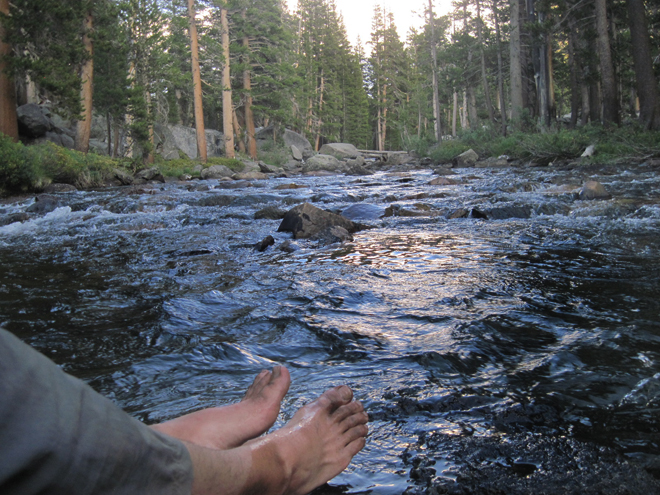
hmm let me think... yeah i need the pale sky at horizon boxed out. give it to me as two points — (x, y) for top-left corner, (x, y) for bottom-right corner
(288, 1), (454, 49)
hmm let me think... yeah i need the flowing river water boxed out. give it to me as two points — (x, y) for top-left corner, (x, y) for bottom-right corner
(1, 160), (660, 493)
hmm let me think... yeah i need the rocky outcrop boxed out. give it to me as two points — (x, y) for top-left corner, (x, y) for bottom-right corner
(17, 104), (52, 138)
(277, 203), (362, 239)
(164, 125), (225, 160)
(283, 129), (313, 151)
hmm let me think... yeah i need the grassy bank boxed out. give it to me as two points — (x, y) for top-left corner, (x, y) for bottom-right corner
(0, 134), (246, 196)
(408, 123), (660, 166)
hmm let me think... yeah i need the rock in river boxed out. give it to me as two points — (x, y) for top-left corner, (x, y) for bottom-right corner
(277, 203), (361, 239)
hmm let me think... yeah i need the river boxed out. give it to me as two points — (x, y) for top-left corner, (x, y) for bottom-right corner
(1, 160), (660, 493)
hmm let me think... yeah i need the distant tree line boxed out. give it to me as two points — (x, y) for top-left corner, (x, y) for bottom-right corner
(0, 0), (658, 161)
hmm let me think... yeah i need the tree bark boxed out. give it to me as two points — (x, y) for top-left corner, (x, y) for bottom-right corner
(221, 5), (235, 158)
(476, 0), (495, 125)
(188, 0), (207, 162)
(75, 11), (94, 153)
(567, 16), (580, 129)
(595, 0), (619, 125)
(0, 0), (18, 141)
(493, 0), (507, 136)
(242, 17), (257, 160)
(314, 70), (325, 151)
(428, 0), (442, 142)
(509, 0), (523, 122)
(452, 91), (458, 137)
(627, 0), (660, 130)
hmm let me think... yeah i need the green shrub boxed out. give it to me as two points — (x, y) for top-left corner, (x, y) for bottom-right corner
(206, 157), (245, 171)
(0, 134), (40, 193)
(32, 143), (116, 188)
(429, 139), (471, 163)
(156, 158), (203, 178)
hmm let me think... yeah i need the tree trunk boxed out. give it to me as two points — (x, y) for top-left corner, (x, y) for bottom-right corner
(106, 113), (112, 156)
(509, 0), (523, 122)
(145, 88), (154, 164)
(315, 70), (325, 151)
(580, 83), (590, 126)
(232, 108), (246, 154)
(452, 91), (458, 137)
(467, 85), (478, 130)
(0, 0), (18, 141)
(567, 16), (580, 128)
(113, 120), (120, 158)
(428, 0), (442, 142)
(75, 11), (94, 153)
(627, 0), (660, 129)
(493, 0), (507, 136)
(589, 81), (602, 123)
(221, 5), (235, 158)
(242, 17), (257, 160)
(595, 0), (619, 125)
(476, 0), (495, 125)
(378, 84), (387, 151)
(188, 0), (207, 162)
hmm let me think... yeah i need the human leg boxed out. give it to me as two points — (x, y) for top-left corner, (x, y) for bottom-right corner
(152, 366), (291, 450)
(185, 385), (368, 495)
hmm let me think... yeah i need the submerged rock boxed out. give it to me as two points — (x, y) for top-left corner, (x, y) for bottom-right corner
(341, 203), (386, 221)
(579, 180), (611, 200)
(428, 177), (456, 186)
(26, 194), (64, 214)
(254, 235), (275, 252)
(277, 203), (361, 239)
(403, 431), (660, 495)
(312, 225), (353, 246)
(254, 206), (287, 220)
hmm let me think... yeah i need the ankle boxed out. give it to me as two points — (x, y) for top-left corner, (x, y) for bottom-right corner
(248, 435), (292, 495)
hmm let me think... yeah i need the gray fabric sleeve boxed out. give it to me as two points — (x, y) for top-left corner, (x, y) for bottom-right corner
(0, 328), (194, 495)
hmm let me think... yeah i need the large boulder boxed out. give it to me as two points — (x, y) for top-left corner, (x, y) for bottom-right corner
(277, 203), (362, 239)
(283, 129), (313, 151)
(319, 143), (360, 160)
(201, 165), (234, 180)
(302, 154), (345, 174)
(453, 149), (479, 168)
(17, 104), (52, 138)
(154, 124), (181, 160)
(165, 125), (225, 159)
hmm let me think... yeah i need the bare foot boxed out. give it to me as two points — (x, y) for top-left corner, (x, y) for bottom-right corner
(250, 385), (369, 495)
(152, 366), (291, 449)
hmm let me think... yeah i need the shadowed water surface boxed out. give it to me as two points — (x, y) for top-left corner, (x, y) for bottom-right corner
(1, 162), (660, 493)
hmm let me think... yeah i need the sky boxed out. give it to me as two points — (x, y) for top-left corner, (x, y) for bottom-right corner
(288, 1), (454, 49)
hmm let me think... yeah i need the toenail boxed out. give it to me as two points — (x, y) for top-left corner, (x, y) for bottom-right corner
(338, 385), (353, 401)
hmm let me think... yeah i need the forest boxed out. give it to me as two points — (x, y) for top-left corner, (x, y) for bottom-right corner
(0, 0), (659, 167)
